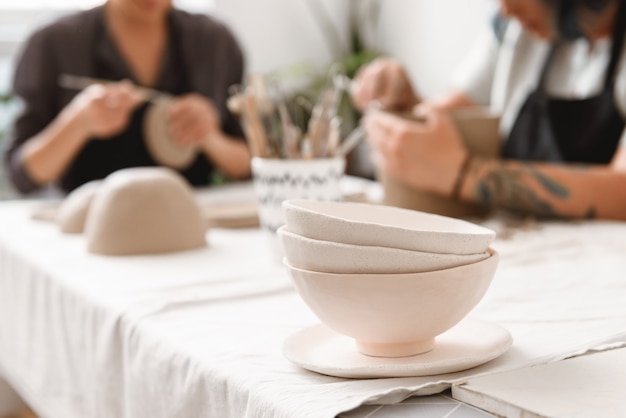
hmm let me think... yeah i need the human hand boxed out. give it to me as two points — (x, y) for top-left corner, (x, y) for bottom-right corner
(363, 105), (468, 196)
(167, 93), (221, 146)
(70, 80), (144, 139)
(351, 58), (420, 112)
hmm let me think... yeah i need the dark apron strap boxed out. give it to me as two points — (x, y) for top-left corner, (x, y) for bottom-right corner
(604, 0), (626, 87)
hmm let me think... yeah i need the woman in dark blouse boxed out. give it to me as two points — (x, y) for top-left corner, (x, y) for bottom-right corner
(4, 0), (251, 194)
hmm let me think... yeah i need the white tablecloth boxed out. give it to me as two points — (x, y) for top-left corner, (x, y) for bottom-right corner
(1, 183), (626, 418)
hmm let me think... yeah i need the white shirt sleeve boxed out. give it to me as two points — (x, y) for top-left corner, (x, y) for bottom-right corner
(450, 25), (499, 106)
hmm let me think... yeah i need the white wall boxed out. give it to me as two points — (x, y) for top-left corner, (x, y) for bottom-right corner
(214, 0), (491, 99)
(214, 0), (350, 78)
(1, 0), (492, 97)
(375, 0), (492, 99)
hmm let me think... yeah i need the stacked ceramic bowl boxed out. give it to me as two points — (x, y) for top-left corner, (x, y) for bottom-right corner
(278, 199), (498, 358)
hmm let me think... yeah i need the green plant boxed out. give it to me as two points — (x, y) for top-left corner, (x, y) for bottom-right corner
(268, 0), (381, 135)
(0, 91), (16, 199)
(0, 92), (13, 145)
(305, 0), (381, 77)
(297, 0), (382, 178)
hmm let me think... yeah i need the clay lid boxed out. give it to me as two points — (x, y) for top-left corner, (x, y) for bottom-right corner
(85, 167), (207, 255)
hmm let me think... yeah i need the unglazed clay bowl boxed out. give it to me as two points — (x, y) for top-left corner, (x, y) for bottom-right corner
(285, 248), (498, 358)
(277, 225), (489, 274)
(282, 199), (495, 255)
(85, 167), (207, 255)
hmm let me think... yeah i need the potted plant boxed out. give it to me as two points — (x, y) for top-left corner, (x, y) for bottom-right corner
(267, 0), (381, 178)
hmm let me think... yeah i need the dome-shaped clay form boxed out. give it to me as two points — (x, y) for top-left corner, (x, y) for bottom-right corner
(56, 180), (103, 234)
(85, 167), (206, 255)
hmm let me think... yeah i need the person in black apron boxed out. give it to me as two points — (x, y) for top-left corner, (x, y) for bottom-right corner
(503, 0), (626, 163)
(354, 0), (626, 220)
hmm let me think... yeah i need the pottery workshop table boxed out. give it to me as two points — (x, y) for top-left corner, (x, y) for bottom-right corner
(1, 180), (626, 418)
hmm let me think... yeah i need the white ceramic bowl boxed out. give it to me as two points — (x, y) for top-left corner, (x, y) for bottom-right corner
(282, 199), (495, 255)
(278, 225), (489, 274)
(285, 248), (498, 358)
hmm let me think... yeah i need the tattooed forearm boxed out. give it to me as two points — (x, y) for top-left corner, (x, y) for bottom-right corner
(527, 165), (569, 198)
(476, 169), (558, 217)
(472, 161), (594, 219)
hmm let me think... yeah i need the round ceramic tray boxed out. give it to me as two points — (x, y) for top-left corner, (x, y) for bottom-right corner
(144, 97), (198, 169)
(283, 318), (512, 379)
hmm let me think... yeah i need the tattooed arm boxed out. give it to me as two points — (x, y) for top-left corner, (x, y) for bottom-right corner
(364, 106), (626, 221)
(456, 150), (626, 220)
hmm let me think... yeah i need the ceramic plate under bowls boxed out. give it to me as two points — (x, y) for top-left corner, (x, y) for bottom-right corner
(144, 97), (198, 169)
(282, 318), (512, 379)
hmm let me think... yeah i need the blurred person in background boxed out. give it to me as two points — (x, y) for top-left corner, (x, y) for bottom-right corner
(3, 0), (250, 194)
(352, 0), (626, 221)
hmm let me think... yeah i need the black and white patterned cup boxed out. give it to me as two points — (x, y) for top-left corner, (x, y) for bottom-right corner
(252, 157), (346, 261)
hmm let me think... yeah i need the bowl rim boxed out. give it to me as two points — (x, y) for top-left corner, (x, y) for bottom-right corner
(277, 224), (490, 258)
(282, 199), (496, 239)
(282, 247), (498, 278)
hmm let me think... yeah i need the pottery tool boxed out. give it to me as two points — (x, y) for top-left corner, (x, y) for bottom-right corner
(304, 65), (346, 158)
(246, 73), (274, 114)
(266, 80), (300, 159)
(229, 82), (275, 158)
(335, 126), (366, 157)
(300, 137), (314, 160)
(58, 74), (172, 103)
(240, 93), (269, 158)
(228, 88), (261, 157)
(278, 102), (301, 159)
(327, 116), (342, 157)
(308, 84), (343, 158)
(332, 73), (356, 95)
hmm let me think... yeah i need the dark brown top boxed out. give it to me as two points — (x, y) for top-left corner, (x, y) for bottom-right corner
(4, 6), (245, 194)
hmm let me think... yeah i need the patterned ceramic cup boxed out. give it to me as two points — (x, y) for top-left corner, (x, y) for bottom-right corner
(251, 157), (346, 261)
